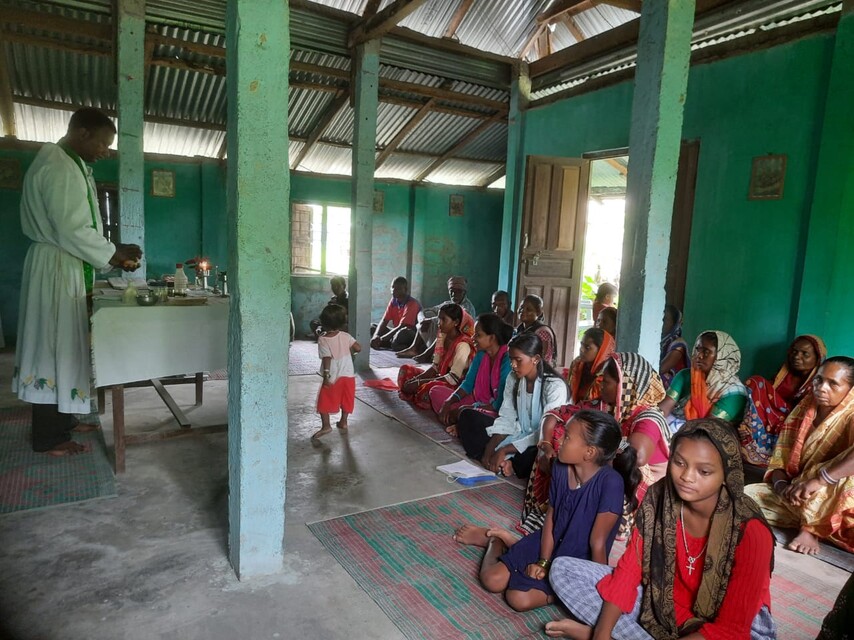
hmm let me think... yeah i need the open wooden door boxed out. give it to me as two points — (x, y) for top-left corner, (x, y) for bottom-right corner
(516, 156), (590, 367)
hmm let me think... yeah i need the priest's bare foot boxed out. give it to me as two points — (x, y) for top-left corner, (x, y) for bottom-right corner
(45, 441), (89, 457)
(498, 459), (513, 477)
(485, 528), (518, 547)
(544, 619), (593, 639)
(311, 427), (333, 440)
(788, 528), (820, 555)
(453, 524), (491, 547)
(72, 422), (100, 433)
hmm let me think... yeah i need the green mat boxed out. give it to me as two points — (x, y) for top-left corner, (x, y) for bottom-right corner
(0, 407), (116, 514)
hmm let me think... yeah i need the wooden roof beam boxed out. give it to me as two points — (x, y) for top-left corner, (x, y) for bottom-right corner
(0, 37), (17, 137)
(443, 0), (475, 39)
(598, 0), (642, 12)
(478, 165), (506, 187)
(362, 0), (383, 18)
(536, 0), (592, 25)
(0, 7), (112, 41)
(561, 14), (587, 42)
(519, 23), (547, 60)
(413, 116), (501, 181)
(374, 97), (436, 169)
(605, 157), (628, 176)
(349, 0), (431, 48)
(290, 89), (350, 170)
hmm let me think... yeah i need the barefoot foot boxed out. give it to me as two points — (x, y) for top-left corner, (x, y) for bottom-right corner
(45, 441), (89, 457)
(498, 459), (513, 478)
(336, 420), (348, 431)
(787, 528), (821, 555)
(544, 619), (593, 639)
(444, 424), (458, 437)
(413, 353), (432, 364)
(452, 524), (491, 547)
(485, 527), (519, 547)
(72, 422), (100, 433)
(311, 427), (333, 440)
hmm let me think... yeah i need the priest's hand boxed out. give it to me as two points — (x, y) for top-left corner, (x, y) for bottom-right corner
(110, 244), (143, 271)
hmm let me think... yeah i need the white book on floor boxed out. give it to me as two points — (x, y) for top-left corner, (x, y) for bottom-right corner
(436, 459), (495, 479)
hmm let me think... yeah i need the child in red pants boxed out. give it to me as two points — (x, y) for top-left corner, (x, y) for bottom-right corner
(313, 303), (361, 439)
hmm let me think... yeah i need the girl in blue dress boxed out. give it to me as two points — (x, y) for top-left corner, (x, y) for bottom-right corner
(453, 409), (640, 612)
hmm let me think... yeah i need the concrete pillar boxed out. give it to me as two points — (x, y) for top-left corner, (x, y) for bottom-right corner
(350, 40), (380, 371)
(225, 0), (290, 579)
(795, 0), (854, 354)
(497, 62), (530, 300)
(116, 0), (146, 276)
(617, 0), (695, 364)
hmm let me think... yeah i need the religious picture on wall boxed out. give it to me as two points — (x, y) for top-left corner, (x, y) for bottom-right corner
(748, 154), (787, 200)
(151, 169), (176, 198)
(0, 158), (22, 190)
(449, 194), (464, 217)
(373, 189), (384, 214)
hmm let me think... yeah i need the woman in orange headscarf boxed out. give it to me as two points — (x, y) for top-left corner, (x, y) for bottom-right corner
(566, 327), (616, 404)
(739, 335), (826, 467)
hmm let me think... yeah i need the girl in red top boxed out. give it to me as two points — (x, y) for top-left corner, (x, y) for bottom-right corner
(544, 418), (776, 640)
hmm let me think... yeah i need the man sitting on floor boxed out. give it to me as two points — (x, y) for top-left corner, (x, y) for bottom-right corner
(397, 275), (475, 363)
(371, 276), (421, 352)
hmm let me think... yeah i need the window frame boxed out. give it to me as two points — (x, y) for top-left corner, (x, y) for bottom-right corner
(290, 199), (351, 277)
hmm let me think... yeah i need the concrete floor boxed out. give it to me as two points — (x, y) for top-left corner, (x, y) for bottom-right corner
(0, 347), (849, 639)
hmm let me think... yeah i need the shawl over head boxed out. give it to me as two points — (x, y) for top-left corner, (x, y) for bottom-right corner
(569, 330), (616, 403)
(611, 352), (670, 447)
(637, 418), (773, 639)
(772, 334), (828, 402)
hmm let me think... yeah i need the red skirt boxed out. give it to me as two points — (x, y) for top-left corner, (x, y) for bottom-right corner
(317, 376), (356, 414)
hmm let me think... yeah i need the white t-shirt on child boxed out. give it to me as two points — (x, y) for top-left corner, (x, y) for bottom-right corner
(318, 331), (356, 383)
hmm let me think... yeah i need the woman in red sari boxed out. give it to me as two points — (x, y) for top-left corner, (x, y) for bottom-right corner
(566, 327), (616, 404)
(739, 334), (826, 467)
(398, 303), (474, 410)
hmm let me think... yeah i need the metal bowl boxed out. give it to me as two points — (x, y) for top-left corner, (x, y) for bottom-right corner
(136, 293), (158, 306)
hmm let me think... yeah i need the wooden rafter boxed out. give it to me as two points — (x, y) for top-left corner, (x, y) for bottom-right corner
(598, 0), (642, 12)
(561, 14), (586, 42)
(375, 97), (436, 169)
(413, 116), (501, 181)
(349, 0), (431, 48)
(0, 36), (17, 137)
(605, 157), (628, 176)
(0, 7), (112, 41)
(290, 89), (350, 170)
(536, 27), (552, 60)
(443, 0), (474, 39)
(518, 23), (547, 60)
(535, 0), (591, 25)
(362, 0), (382, 18)
(479, 165), (506, 187)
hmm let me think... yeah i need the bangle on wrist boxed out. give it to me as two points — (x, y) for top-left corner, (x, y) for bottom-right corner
(773, 479), (789, 492)
(820, 467), (839, 485)
(536, 558), (551, 570)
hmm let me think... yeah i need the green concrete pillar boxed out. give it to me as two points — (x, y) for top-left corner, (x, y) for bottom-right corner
(498, 62), (530, 300)
(795, 1), (854, 354)
(350, 40), (380, 371)
(618, 0), (695, 364)
(225, 0), (290, 579)
(116, 0), (146, 276)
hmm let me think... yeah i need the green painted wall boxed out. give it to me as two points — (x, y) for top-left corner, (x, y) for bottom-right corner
(518, 33), (843, 376)
(0, 149), (505, 343)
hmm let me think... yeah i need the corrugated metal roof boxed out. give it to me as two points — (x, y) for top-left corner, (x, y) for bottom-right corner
(456, 121), (507, 161)
(425, 159), (502, 187)
(288, 88), (339, 138)
(301, 142), (353, 176)
(289, 139), (307, 169)
(375, 153), (436, 181)
(397, 111), (481, 155)
(454, 0), (552, 58)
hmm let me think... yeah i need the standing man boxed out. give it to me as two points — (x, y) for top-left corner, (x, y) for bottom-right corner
(12, 108), (142, 456)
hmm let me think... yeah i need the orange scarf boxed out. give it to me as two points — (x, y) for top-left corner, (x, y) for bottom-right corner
(684, 368), (713, 420)
(569, 330), (616, 403)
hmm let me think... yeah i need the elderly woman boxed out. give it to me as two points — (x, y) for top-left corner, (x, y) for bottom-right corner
(659, 330), (747, 431)
(746, 356), (854, 555)
(515, 294), (558, 367)
(739, 335), (826, 467)
(566, 327), (616, 404)
(659, 304), (690, 388)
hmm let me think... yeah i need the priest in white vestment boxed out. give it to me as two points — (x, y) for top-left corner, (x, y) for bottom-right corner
(12, 108), (142, 456)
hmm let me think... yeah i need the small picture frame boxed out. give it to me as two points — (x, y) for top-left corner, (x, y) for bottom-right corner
(373, 189), (384, 214)
(151, 169), (176, 198)
(0, 158), (22, 190)
(748, 154), (787, 200)
(449, 194), (464, 217)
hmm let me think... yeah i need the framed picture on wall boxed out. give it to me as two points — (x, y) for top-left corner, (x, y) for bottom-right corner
(449, 194), (464, 217)
(0, 158), (22, 190)
(373, 189), (384, 214)
(151, 169), (176, 198)
(748, 154), (787, 200)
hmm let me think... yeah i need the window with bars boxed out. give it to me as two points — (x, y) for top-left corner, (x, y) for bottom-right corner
(291, 202), (351, 276)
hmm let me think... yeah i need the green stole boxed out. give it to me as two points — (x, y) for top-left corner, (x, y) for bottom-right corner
(59, 143), (100, 293)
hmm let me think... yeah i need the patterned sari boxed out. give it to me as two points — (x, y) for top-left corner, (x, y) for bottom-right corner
(567, 330), (616, 404)
(739, 335), (826, 467)
(746, 385), (854, 552)
(516, 320), (558, 367)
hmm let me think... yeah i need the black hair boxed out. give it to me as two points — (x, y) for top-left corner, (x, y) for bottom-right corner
(69, 108), (116, 133)
(583, 327), (606, 348)
(521, 293), (545, 315)
(330, 276), (346, 290)
(603, 358), (619, 381)
(594, 283), (618, 302)
(476, 312), (514, 346)
(438, 302), (463, 325)
(599, 306), (617, 325)
(698, 331), (718, 348)
(392, 276), (408, 287)
(507, 332), (565, 412)
(572, 409), (641, 511)
(822, 356), (854, 386)
(319, 303), (347, 331)
(492, 290), (510, 301)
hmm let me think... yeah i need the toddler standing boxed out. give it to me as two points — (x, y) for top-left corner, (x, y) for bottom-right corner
(313, 303), (361, 439)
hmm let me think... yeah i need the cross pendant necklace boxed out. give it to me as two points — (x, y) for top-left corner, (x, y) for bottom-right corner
(680, 503), (709, 576)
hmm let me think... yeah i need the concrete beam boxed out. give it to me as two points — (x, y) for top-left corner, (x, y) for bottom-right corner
(617, 0), (695, 363)
(226, 0), (290, 579)
(349, 40), (380, 371)
(116, 0), (146, 276)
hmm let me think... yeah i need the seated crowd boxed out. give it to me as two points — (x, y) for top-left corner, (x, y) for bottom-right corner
(313, 274), (852, 638)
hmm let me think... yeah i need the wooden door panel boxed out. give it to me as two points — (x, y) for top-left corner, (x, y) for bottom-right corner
(517, 156), (589, 367)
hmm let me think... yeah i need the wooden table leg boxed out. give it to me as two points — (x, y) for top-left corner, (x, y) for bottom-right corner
(195, 372), (204, 406)
(97, 387), (105, 415)
(112, 385), (125, 474)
